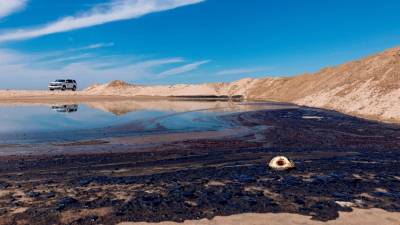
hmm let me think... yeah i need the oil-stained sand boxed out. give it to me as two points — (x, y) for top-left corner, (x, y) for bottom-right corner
(0, 107), (399, 224)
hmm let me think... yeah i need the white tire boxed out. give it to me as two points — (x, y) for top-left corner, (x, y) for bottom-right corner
(269, 156), (295, 171)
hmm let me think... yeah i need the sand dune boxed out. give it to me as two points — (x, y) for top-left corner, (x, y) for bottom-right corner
(85, 47), (400, 122)
(0, 47), (399, 123)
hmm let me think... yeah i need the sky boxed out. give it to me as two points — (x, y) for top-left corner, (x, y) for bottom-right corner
(0, 0), (400, 89)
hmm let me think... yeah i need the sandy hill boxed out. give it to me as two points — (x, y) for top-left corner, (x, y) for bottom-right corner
(86, 47), (400, 122)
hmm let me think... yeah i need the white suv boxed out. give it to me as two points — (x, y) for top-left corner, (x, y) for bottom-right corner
(49, 79), (77, 91)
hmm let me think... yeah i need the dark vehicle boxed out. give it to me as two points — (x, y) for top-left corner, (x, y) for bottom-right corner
(49, 79), (77, 91)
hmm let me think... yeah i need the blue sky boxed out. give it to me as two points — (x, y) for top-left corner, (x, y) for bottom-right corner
(0, 0), (400, 89)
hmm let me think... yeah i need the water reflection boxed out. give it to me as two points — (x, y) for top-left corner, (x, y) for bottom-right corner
(85, 100), (293, 116)
(0, 100), (296, 144)
(51, 104), (78, 113)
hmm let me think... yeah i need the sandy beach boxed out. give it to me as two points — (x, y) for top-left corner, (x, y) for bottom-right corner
(119, 208), (400, 225)
(1, 1), (399, 224)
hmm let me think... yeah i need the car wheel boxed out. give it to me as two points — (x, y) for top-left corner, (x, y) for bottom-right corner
(62, 86), (66, 91)
(72, 86), (76, 91)
(49, 89), (54, 91)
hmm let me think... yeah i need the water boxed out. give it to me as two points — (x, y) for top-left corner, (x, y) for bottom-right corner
(0, 100), (294, 144)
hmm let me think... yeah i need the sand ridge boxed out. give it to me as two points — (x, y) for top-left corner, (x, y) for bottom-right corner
(84, 47), (400, 122)
(0, 46), (399, 123)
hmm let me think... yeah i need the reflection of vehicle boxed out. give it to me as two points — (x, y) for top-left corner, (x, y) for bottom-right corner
(51, 104), (78, 113)
(49, 79), (77, 91)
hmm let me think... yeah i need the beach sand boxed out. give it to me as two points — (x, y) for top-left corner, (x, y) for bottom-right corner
(119, 208), (400, 225)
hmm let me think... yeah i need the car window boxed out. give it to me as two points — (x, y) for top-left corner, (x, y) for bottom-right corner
(56, 80), (65, 82)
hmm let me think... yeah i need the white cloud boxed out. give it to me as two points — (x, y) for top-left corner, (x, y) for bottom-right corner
(68, 42), (115, 52)
(217, 67), (265, 76)
(0, 49), (26, 65)
(159, 60), (209, 77)
(0, 0), (27, 19)
(0, 48), (190, 89)
(24, 42), (116, 65)
(134, 57), (184, 68)
(40, 53), (94, 64)
(86, 42), (115, 49)
(0, 0), (204, 42)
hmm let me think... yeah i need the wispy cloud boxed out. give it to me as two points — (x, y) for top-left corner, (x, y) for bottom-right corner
(25, 42), (116, 65)
(159, 60), (210, 77)
(0, 48), (191, 88)
(68, 42), (115, 52)
(0, 0), (204, 42)
(0, 0), (27, 19)
(134, 57), (184, 68)
(40, 53), (94, 64)
(217, 67), (266, 76)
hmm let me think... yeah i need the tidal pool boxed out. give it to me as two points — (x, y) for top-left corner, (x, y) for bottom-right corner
(0, 100), (294, 144)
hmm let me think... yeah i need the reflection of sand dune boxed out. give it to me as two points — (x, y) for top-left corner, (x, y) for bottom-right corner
(85, 100), (297, 115)
(0, 99), (297, 116)
(86, 100), (235, 115)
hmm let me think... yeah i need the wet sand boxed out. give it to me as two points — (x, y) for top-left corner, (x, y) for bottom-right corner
(119, 208), (400, 225)
(0, 106), (399, 224)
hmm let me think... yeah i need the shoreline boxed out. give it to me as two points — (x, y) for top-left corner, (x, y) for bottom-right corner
(0, 127), (252, 157)
(0, 90), (398, 124)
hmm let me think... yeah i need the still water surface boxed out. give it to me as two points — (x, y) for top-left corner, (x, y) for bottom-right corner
(0, 100), (292, 144)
